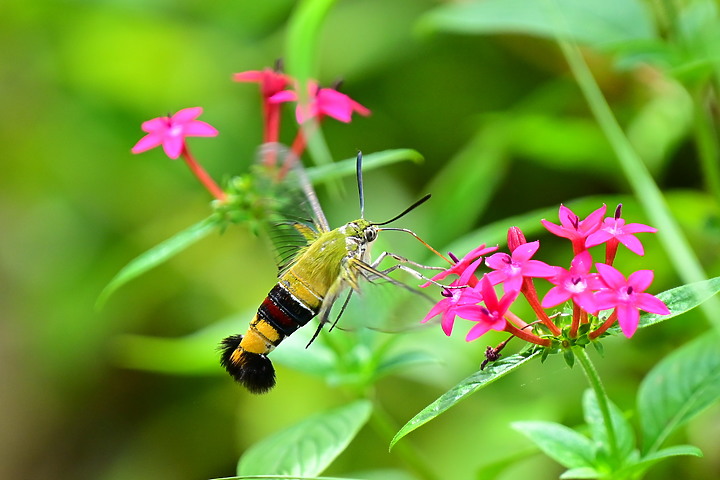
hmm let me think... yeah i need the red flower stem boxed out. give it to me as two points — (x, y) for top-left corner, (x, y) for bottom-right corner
(605, 239), (619, 265)
(181, 146), (226, 201)
(503, 322), (551, 347)
(570, 302), (581, 337)
(522, 278), (562, 336)
(589, 311), (618, 339)
(504, 310), (529, 329)
(261, 104), (282, 167)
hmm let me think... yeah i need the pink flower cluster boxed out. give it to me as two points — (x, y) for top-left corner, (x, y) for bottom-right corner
(130, 63), (370, 200)
(423, 204), (670, 349)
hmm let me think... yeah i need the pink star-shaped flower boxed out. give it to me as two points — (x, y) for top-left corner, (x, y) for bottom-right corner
(465, 277), (517, 342)
(541, 251), (602, 314)
(485, 240), (556, 293)
(585, 216), (657, 256)
(422, 258), (486, 336)
(593, 263), (670, 338)
(421, 244), (497, 288)
(131, 107), (218, 160)
(269, 81), (370, 124)
(233, 68), (290, 99)
(542, 205), (606, 252)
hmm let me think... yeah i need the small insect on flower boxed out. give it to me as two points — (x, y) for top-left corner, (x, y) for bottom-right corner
(220, 149), (434, 393)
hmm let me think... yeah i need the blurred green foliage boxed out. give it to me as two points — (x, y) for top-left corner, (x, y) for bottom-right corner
(2, 0), (720, 479)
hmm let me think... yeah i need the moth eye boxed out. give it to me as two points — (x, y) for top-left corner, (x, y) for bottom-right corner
(365, 228), (377, 242)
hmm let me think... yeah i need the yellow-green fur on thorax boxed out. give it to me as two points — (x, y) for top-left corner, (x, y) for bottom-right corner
(285, 218), (374, 295)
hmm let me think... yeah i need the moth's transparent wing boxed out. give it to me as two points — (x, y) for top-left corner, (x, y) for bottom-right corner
(251, 143), (327, 273)
(323, 256), (437, 334)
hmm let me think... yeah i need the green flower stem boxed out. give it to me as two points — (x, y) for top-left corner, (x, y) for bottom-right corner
(574, 346), (618, 458)
(370, 397), (440, 480)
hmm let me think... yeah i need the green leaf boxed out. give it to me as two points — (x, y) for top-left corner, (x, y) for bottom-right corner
(304, 149), (424, 184)
(390, 351), (540, 449)
(97, 215), (220, 307)
(237, 400), (372, 477)
(638, 331), (720, 455)
(511, 421), (595, 470)
(614, 445), (703, 478)
(607, 276), (720, 335)
(421, 0), (656, 51)
(582, 389), (636, 462)
(559, 467), (602, 479)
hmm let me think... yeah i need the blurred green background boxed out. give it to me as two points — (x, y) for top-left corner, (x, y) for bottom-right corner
(2, 0), (720, 479)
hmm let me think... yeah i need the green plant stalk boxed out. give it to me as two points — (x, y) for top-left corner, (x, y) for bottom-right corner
(692, 85), (720, 204)
(284, 0), (342, 197)
(574, 346), (618, 460)
(370, 397), (440, 480)
(557, 37), (720, 332)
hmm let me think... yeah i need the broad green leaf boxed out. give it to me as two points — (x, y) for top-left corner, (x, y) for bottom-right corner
(421, 0), (655, 51)
(304, 149), (424, 183)
(582, 389), (636, 462)
(613, 445), (703, 478)
(607, 276), (720, 335)
(390, 350), (540, 449)
(638, 331), (720, 454)
(237, 400), (372, 477)
(559, 467), (602, 479)
(511, 421), (595, 469)
(97, 215), (220, 307)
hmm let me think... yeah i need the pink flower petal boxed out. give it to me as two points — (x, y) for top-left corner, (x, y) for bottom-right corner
(141, 117), (169, 133)
(131, 133), (164, 154)
(616, 303), (640, 338)
(162, 135), (184, 159)
(466, 322), (492, 342)
(622, 223), (658, 234)
(513, 241), (540, 262)
(635, 293), (670, 315)
(183, 121), (219, 137)
(627, 269), (654, 292)
(172, 107), (203, 123)
(268, 90), (298, 104)
(541, 286), (571, 308)
(595, 263), (626, 289)
(522, 260), (557, 278)
(618, 234), (645, 255)
(232, 70), (263, 82)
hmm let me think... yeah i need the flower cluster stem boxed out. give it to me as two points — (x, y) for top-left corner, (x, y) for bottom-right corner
(504, 323), (551, 347)
(574, 346), (618, 459)
(181, 147), (227, 201)
(589, 311), (618, 340)
(522, 278), (562, 336)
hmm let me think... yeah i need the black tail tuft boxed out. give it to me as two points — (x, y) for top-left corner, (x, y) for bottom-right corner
(219, 335), (276, 394)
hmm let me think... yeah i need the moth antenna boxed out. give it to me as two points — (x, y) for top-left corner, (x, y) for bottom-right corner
(357, 151), (365, 219)
(373, 194), (431, 226)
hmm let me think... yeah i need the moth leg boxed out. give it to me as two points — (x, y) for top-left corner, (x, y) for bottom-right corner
(328, 289), (353, 332)
(368, 251), (449, 288)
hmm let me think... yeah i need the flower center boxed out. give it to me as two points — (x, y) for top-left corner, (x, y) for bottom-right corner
(565, 276), (587, 293)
